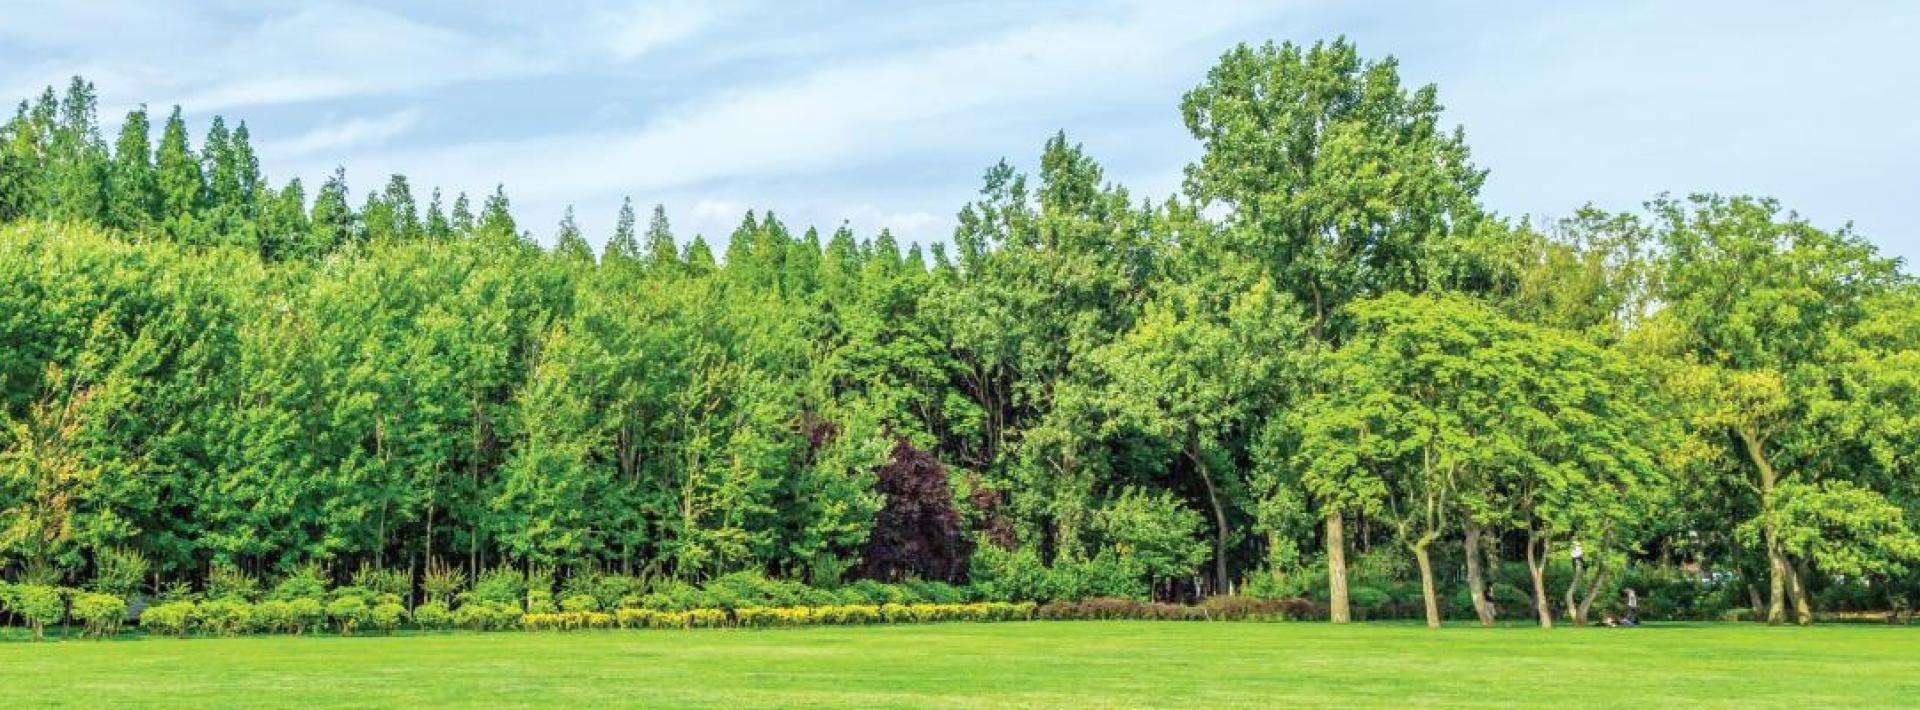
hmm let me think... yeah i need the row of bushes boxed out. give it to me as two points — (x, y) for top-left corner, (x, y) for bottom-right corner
(0, 584), (129, 638)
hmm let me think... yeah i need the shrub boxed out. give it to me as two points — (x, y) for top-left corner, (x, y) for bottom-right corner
(841, 579), (905, 606)
(254, 600), (296, 634)
(287, 597), (327, 634)
(1200, 595), (1317, 621)
(423, 559), (466, 606)
(563, 572), (639, 611)
(1347, 586), (1391, 619)
(370, 602), (408, 632)
(9, 584), (66, 640)
(412, 601), (453, 630)
(352, 564), (412, 601)
(468, 567), (526, 606)
(903, 580), (971, 604)
(70, 592), (129, 637)
(327, 596), (370, 635)
(615, 608), (653, 629)
(560, 593), (600, 614)
(207, 563), (262, 602)
(142, 601), (198, 636)
(1243, 565), (1318, 600)
(330, 585), (372, 605)
(968, 544), (1054, 603)
(90, 547), (150, 597)
(198, 598), (257, 634)
(270, 564), (329, 602)
(526, 589), (557, 614)
(452, 601), (519, 631)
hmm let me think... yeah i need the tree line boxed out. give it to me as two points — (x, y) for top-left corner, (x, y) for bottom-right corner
(2, 38), (1916, 628)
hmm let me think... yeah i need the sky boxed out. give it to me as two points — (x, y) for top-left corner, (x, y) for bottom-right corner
(2, 0), (1915, 264)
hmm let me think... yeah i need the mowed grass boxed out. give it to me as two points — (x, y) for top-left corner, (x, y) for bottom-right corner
(3, 621), (1917, 708)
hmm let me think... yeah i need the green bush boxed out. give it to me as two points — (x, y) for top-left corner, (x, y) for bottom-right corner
(352, 563), (411, 600)
(198, 598), (257, 634)
(142, 601), (198, 636)
(207, 563), (262, 602)
(560, 593), (600, 613)
(468, 568), (525, 606)
(288, 597), (327, 634)
(1347, 586), (1390, 619)
(270, 564), (329, 602)
(253, 599), (295, 634)
(90, 547), (151, 597)
(370, 602), (408, 632)
(70, 592), (129, 637)
(526, 589), (557, 614)
(8, 584), (66, 640)
(452, 601), (519, 631)
(423, 559), (466, 606)
(412, 601), (453, 630)
(326, 596), (370, 636)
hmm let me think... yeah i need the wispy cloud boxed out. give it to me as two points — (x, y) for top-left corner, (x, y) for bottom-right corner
(595, 0), (735, 60)
(260, 108), (424, 161)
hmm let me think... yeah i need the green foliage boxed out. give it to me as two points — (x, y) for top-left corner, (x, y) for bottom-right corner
(2, 44), (1916, 636)
(89, 547), (149, 597)
(68, 591), (126, 636)
(140, 601), (197, 636)
(412, 601), (453, 630)
(325, 596), (370, 636)
(350, 564), (410, 600)
(269, 564), (329, 602)
(7, 584), (66, 639)
(206, 563), (261, 601)
(369, 602), (408, 633)
(197, 598), (255, 635)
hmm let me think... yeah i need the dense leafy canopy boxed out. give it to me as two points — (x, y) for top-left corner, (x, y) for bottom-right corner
(1, 42), (1915, 627)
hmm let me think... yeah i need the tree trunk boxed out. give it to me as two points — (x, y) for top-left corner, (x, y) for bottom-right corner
(1326, 509), (1350, 624)
(1738, 427), (1789, 626)
(1765, 531), (1789, 626)
(1525, 530), (1553, 629)
(1412, 537), (1440, 629)
(1573, 559), (1612, 626)
(1788, 560), (1813, 625)
(1464, 523), (1494, 626)
(1563, 553), (1583, 624)
(1186, 432), (1230, 594)
(1747, 583), (1765, 622)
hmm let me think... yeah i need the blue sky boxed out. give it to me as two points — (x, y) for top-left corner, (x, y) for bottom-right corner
(3, 1), (1915, 264)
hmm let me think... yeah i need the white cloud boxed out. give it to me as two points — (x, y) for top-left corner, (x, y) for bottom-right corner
(260, 108), (424, 161)
(319, 1), (1279, 243)
(596, 0), (734, 60)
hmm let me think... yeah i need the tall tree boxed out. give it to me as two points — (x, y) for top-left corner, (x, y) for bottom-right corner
(1180, 38), (1487, 621)
(106, 106), (159, 232)
(154, 106), (204, 242)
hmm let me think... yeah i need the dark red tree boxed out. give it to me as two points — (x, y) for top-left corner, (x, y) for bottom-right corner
(856, 439), (973, 583)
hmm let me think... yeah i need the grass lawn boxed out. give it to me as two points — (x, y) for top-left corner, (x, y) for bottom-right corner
(3, 621), (1916, 708)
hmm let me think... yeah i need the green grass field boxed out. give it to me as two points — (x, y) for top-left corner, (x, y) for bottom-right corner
(3, 621), (1916, 708)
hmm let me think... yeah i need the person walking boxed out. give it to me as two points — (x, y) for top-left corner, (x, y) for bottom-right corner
(1625, 587), (1640, 624)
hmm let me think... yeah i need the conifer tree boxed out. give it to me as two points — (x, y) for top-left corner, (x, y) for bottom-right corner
(643, 203), (678, 271)
(602, 196), (640, 265)
(684, 234), (717, 275)
(106, 106), (158, 232)
(450, 191), (475, 234)
(310, 167), (355, 253)
(552, 206), (593, 263)
(258, 177), (310, 261)
(425, 188), (453, 240)
(154, 106), (204, 242)
(49, 77), (109, 224)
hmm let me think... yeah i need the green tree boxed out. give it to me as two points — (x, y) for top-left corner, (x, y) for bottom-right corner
(1180, 38), (1487, 622)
